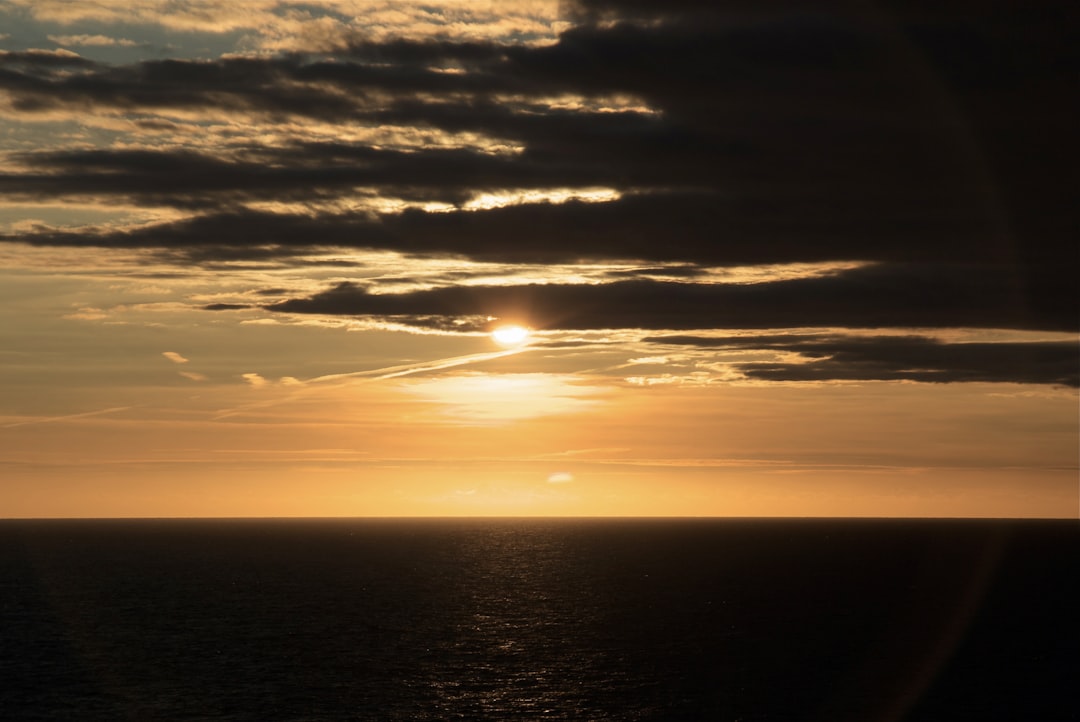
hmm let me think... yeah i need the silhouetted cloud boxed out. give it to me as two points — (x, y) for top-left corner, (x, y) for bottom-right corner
(2, 0), (1075, 381)
(643, 333), (1079, 387)
(202, 303), (252, 311)
(265, 262), (1074, 333)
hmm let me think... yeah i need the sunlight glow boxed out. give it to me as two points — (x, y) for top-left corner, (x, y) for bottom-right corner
(491, 325), (530, 347)
(402, 372), (602, 423)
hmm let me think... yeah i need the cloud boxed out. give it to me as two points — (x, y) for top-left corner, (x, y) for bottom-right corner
(265, 263), (1074, 333)
(48, 34), (140, 48)
(162, 351), (189, 364)
(1, 144), (638, 210)
(1, 0), (1074, 379)
(6, 0), (563, 46)
(3, 187), (1066, 333)
(0, 48), (90, 65)
(241, 372), (268, 387)
(2, 406), (132, 428)
(203, 303), (252, 311)
(643, 333), (1079, 388)
(2, 3), (1070, 275)
(64, 306), (109, 321)
(210, 348), (531, 420)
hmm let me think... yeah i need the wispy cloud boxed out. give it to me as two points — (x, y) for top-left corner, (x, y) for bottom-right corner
(48, 34), (140, 47)
(3, 406), (133, 428)
(7, 0), (563, 46)
(307, 348), (528, 384)
(213, 347), (531, 420)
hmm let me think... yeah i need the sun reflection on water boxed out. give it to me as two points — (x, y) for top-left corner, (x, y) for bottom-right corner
(423, 523), (620, 719)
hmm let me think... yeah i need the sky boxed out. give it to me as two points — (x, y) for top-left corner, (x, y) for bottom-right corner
(0, 0), (1076, 518)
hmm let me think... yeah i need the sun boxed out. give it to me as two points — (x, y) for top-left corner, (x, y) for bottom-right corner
(491, 324), (531, 347)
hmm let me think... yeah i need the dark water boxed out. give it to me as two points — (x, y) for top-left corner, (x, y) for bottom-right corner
(0, 518), (1076, 721)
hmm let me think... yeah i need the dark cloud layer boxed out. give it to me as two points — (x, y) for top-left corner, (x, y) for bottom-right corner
(3, 2), (1072, 249)
(3, 0), (1076, 376)
(264, 263), (1073, 333)
(1, 141), (638, 208)
(644, 333), (1079, 388)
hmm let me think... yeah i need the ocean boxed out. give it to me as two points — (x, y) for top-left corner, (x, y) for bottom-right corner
(1, 518), (1075, 721)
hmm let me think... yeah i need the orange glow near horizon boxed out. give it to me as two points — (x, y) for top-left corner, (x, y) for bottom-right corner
(2, 462), (1075, 519)
(0, 362), (1076, 518)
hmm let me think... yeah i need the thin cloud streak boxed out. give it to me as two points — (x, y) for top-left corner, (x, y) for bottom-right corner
(213, 347), (531, 420)
(306, 348), (528, 384)
(2, 406), (134, 428)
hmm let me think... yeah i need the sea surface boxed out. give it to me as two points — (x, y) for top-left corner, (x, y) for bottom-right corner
(0, 518), (1076, 721)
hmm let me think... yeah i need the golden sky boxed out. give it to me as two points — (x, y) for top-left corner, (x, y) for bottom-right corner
(0, 1), (1076, 517)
